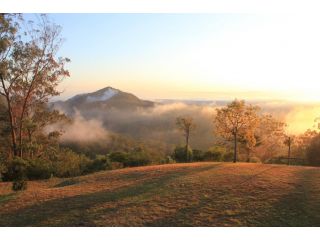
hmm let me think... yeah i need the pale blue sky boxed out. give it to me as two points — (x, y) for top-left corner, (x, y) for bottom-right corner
(25, 14), (320, 101)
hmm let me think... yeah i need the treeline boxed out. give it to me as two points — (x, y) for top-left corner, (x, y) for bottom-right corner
(175, 100), (320, 166)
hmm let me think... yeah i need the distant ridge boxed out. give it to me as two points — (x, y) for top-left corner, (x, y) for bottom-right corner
(52, 86), (154, 114)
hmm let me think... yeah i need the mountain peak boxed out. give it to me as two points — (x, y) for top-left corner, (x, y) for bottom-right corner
(86, 87), (119, 103)
(52, 86), (155, 115)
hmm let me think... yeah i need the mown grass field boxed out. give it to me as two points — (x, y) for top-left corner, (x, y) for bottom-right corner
(0, 162), (320, 226)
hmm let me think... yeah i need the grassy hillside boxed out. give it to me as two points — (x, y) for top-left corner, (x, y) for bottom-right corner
(0, 162), (319, 226)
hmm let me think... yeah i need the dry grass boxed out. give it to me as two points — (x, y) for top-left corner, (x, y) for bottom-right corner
(0, 162), (319, 226)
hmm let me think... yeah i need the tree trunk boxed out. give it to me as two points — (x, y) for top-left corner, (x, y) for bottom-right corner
(246, 148), (250, 162)
(185, 129), (189, 162)
(1, 78), (18, 157)
(8, 105), (18, 157)
(233, 133), (237, 163)
(287, 137), (291, 165)
(18, 85), (34, 158)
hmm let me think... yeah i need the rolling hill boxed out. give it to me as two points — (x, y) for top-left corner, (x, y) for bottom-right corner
(0, 162), (319, 226)
(52, 86), (155, 115)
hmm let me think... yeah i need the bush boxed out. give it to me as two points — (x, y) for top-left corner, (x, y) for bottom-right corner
(4, 157), (29, 191)
(109, 149), (151, 167)
(3, 157), (29, 182)
(204, 146), (226, 161)
(52, 149), (90, 178)
(109, 151), (129, 164)
(160, 156), (176, 164)
(85, 155), (112, 174)
(192, 149), (206, 161)
(128, 148), (151, 167)
(12, 179), (27, 191)
(223, 152), (234, 162)
(26, 158), (53, 180)
(172, 146), (193, 163)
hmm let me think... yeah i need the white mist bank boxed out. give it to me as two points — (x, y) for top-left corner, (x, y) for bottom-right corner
(49, 100), (320, 147)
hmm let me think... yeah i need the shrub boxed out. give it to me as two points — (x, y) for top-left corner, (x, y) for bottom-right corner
(192, 149), (206, 161)
(5, 157), (29, 191)
(109, 151), (129, 164)
(109, 149), (151, 167)
(52, 148), (90, 178)
(3, 157), (29, 182)
(127, 149), (151, 167)
(12, 179), (27, 191)
(160, 156), (176, 164)
(223, 152), (234, 162)
(26, 158), (53, 180)
(204, 146), (226, 161)
(85, 155), (112, 174)
(172, 146), (193, 163)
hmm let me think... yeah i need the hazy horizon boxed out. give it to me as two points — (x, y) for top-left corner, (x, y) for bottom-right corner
(22, 13), (320, 135)
(23, 13), (320, 103)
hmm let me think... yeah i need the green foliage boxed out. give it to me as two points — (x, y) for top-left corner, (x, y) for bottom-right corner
(172, 145), (193, 163)
(192, 149), (206, 161)
(223, 152), (234, 162)
(26, 158), (53, 180)
(85, 155), (112, 174)
(108, 148), (151, 167)
(3, 157), (29, 190)
(1, 148), (93, 180)
(204, 146), (227, 161)
(108, 151), (128, 163)
(128, 147), (152, 167)
(52, 148), (90, 178)
(4, 157), (29, 181)
(160, 156), (176, 164)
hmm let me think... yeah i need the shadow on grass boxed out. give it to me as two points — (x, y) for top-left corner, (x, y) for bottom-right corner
(251, 168), (320, 227)
(53, 179), (80, 188)
(146, 167), (320, 227)
(0, 164), (220, 226)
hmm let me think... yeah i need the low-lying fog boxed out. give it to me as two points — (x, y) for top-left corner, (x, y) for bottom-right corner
(51, 100), (320, 150)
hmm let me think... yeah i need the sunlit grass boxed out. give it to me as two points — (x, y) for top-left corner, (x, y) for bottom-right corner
(0, 162), (319, 226)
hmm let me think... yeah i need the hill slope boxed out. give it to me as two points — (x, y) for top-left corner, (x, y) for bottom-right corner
(52, 86), (154, 115)
(0, 162), (319, 226)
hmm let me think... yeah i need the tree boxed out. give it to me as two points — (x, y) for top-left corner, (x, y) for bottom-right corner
(172, 145), (193, 163)
(214, 99), (260, 163)
(253, 114), (286, 162)
(239, 131), (257, 162)
(284, 135), (294, 162)
(0, 14), (70, 159)
(176, 116), (196, 162)
(306, 134), (320, 166)
(292, 129), (318, 161)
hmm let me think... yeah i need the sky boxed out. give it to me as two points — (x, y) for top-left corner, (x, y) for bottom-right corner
(27, 13), (320, 101)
